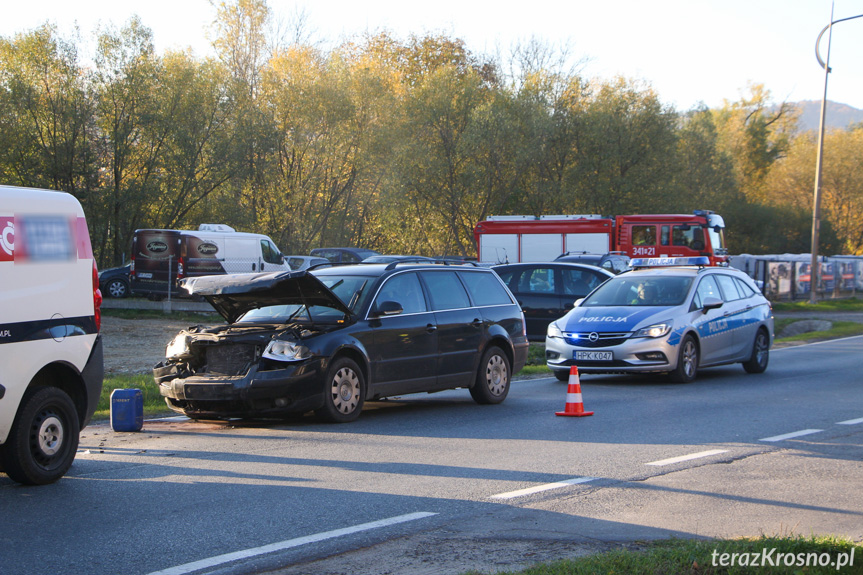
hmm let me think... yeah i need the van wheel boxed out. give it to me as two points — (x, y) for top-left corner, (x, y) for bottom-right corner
(470, 346), (511, 404)
(0, 387), (80, 485)
(742, 329), (770, 374)
(669, 335), (698, 384)
(316, 358), (365, 423)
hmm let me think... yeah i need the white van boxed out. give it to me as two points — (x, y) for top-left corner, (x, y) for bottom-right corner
(0, 186), (103, 485)
(130, 224), (290, 299)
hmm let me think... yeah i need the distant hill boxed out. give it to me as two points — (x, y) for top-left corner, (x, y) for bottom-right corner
(789, 100), (863, 132)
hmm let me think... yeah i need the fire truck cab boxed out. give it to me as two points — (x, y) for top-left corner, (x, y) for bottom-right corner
(474, 210), (728, 265)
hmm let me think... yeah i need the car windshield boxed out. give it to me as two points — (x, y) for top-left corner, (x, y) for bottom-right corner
(237, 274), (376, 324)
(581, 275), (693, 307)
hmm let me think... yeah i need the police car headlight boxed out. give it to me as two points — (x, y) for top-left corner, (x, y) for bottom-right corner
(634, 322), (672, 339)
(166, 334), (191, 359)
(263, 339), (311, 362)
(547, 322), (563, 339)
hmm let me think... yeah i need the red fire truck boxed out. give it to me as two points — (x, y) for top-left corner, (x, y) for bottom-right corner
(473, 210), (728, 265)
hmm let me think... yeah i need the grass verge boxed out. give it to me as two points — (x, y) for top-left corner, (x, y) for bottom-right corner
(466, 535), (862, 575)
(772, 296), (863, 313)
(93, 374), (170, 420)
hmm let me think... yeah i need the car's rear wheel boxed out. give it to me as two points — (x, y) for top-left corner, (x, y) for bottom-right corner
(105, 278), (129, 298)
(0, 386), (80, 485)
(742, 329), (770, 374)
(669, 335), (698, 383)
(470, 346), (511, 404)
(316, 357), (365, 423)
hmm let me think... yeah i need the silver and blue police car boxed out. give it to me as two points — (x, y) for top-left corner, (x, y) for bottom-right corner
(545, 257), (774, 383)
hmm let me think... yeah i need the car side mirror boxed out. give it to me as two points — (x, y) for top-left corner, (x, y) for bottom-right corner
(702, 297), (723, 313)
(573, 298), (584, 308)
(371, 300), (403, 317)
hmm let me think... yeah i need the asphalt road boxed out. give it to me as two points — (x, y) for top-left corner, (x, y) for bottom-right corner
(1, 336), (861, 575)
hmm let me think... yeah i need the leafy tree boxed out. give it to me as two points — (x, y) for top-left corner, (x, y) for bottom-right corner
(0, 25), (96, 199)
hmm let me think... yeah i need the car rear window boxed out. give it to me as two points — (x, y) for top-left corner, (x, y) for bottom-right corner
(458, 271), (513, 306)
(420, 270), (471, 310)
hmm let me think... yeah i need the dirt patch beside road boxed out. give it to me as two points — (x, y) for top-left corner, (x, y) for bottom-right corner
(100, 316), (200, 375)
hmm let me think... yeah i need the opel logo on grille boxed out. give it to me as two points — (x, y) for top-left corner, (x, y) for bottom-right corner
(588, 332), (599, 342)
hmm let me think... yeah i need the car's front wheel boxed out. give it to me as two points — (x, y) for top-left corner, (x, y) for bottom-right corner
(669, 335), (698, 383)
(470, 346), (511, 404)
(0, 386), (80, 485)
(742, 329), (770, 374)
(316, 357), (365, 423)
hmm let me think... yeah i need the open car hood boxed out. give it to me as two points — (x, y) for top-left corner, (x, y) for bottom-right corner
(180, 271), (353, 324)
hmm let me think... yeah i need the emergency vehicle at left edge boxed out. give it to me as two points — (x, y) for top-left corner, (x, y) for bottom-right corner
(0, 186), (104, 485)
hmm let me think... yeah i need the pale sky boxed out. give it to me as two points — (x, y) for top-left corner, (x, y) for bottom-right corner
(3, 0), (863, 111)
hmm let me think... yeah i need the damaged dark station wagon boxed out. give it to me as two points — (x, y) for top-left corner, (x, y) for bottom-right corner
(154, 263), (529, 422)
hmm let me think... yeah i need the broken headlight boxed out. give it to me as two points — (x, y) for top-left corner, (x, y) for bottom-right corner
(263, 339), (311, 362)
(166, 334), (192, 360)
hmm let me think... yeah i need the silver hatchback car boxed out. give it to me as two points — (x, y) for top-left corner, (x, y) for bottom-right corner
(545, 257), (774, 383)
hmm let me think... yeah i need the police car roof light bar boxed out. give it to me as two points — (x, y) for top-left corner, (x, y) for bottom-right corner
(630, 256), (711, 269)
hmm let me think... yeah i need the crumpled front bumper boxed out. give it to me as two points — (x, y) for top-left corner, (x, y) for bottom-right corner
(153, 358), (326, 418)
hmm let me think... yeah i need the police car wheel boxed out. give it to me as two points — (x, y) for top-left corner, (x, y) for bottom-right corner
(470, 346), (510, 404)
(669, 335), (698, 384)
(742, 329), (770, 374)
(0, 387), (80, 485)
(553, 370), (570, 382)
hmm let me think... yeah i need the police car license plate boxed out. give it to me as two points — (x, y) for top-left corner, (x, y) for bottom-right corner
(575, 351), (612, 361)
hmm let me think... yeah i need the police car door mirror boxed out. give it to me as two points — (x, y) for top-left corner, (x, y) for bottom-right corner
(702, 297), (723, 313)
(574, 298), (584, 308)
(372, 300), (403, 317)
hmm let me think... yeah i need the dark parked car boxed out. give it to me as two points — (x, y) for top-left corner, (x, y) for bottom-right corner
(310, 247), (381, 265)
(284, 255), (330, 270)
(154, 263), (529, 422)
(555, 251), (631, 274)
(493, 262), (614, 340)
(99, 263), (132, 298)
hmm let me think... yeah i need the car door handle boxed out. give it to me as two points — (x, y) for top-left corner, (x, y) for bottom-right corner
(471, 318), (483, 327)
(426, 324), (437, 333)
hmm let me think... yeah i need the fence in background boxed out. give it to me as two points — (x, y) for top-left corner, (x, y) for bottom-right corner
(729, 254), (862, 301)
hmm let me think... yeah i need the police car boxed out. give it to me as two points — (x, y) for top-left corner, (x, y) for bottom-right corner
(545, 257), (773, 383)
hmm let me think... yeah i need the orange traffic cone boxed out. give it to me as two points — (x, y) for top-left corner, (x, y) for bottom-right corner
(555, 366), (593, 417)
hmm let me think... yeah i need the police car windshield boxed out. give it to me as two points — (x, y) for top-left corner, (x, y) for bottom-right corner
(581, 276), (693, 307)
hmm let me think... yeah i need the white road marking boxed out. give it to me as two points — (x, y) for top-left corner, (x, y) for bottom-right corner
(837, 417), (863, 425)
(645, 449), (728, 467)
(490, 477), (596, 500)
(145, 512), (437, 575)
(759, 429), (823, 442)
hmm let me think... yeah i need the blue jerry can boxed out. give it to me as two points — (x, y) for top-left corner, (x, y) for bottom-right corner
(110, 388), (144, 432)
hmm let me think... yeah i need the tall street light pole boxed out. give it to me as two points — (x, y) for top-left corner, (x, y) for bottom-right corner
(810, 5), (863, 304)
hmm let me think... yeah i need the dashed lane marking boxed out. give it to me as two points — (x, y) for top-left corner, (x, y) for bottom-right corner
(146, 512), (438, 575)
(645, 449), (728, 467)
(759, 429), (823, 442)
(490, 477), (596, 500)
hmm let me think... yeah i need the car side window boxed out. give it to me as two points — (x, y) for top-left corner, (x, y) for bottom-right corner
(525, 267), (555, 294)
(458, 271), (513, 306)
(715, 274), (742, 301)
(374, 272), (427, 314)
(420, 270), (471, 310)
(692, 275), (721, 310)
(561, 269), (601, 297)
(734, 277), (757, 298)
